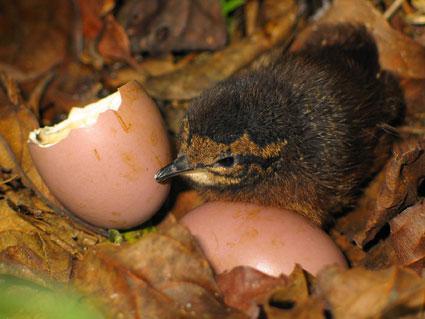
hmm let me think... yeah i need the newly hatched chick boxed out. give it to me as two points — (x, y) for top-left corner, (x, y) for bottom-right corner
(155, 24), (405, 226)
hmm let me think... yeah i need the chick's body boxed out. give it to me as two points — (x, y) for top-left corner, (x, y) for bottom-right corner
(156, 24), (404, 226)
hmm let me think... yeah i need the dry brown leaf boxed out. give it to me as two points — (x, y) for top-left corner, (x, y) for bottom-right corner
(403, 78), (425, 106)
(267, 298), (328, 319)
(292, 0), (425, 79)
(0, 76), (57, 206)
(117, 0), (226, 54)
(103, 66), (150, 89)
(389, 200), (425, 272)
(0, 199), (37, 235)
(337, 138), (425, 247)
(0, 231), (72, 284)
(216, 265), (326, 319)
(0, 0), (71, 81)
(361, 239), (397, 271)
(391, 71), (425, 140)
(0, 199), (72, 285)
(77, 0), (112, 40)
(72, 222), (247, 318)
(41, 61), (102, 117)
(161, 100), (191, 136)
(0, 87), (37, 162)
(76, 0), (116, 68)
(262, 266), (325, 319)
(0, 182), (99, 286)
(0, 165), (102, 265)
(0, 172), (103, 257)
(217, 266), (288, 317)
(143, 0), (298, 100)
(266, 266), (311, 306)
(25, 71), (55, 117)
(264, 299), (325, 319)
(244, 0), (260, 36)
(104, 54), (195, 89)
(330, 230), (366, 267)
(97, 14), (133, 64)
(6, 200), (102, 258)
(318, 266), (425, 319)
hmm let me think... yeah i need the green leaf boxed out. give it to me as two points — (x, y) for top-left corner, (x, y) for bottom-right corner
(108, 226), (158, 243)
(0, 275), (104, 319)
(220, 0), (246, 16)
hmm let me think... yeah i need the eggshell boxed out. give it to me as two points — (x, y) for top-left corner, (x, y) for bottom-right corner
(28, 81), (171, 229)
(180, 202), (347, 276)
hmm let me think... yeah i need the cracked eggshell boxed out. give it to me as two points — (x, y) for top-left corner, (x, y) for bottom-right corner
(181, 202), (347, 276)
(28, 81), (171, 229)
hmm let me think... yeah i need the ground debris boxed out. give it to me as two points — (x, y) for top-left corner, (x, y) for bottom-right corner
(0, 0), (424, 318)
(72, 221), (247, 318)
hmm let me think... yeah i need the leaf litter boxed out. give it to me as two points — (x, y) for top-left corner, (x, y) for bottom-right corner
(0, 0), (424, 318)
(72, 221), (247, 318)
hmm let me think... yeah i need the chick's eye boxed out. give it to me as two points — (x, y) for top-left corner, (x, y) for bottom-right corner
(216, 156), (235, 167)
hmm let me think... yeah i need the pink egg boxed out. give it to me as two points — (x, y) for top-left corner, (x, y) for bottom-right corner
(181, 202), (347, 276)
(28, 81), (171, 229)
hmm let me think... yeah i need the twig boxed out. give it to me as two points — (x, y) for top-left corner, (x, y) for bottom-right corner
(0, 72), (23, 106)
(0, 174), (18, 185)
(384, 0), (405, 20)
(245, 0), (260, 36)
(397, 126), (425, 135)
(27, 71), (55, 118)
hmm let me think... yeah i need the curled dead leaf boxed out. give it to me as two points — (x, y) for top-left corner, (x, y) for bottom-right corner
(337, 138), (425, 247)
(317, 266), (425, 319)
(117, 0), (226, 54)
(0, 0), (71, 81)
(0, 231), (72, 284)
(76, 0), (115, 68)
(143, 0), (298, 100)
(0, 199), (73, 285)
(262, 266), (325, 319)
(217, 266), (288, 317)
(0, 75), (57, 205)
(217, 265), (326, 319)
(77, 0), (113, 40)
(41, 61), (102, 117)
(399, 77), (425, 126)
(389, 200), (425, 272)
(72, 222), (247, 318)
(97, 14), (133, 65)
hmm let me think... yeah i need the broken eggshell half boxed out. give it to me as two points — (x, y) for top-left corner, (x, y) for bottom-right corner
(28, 81), (171, 229)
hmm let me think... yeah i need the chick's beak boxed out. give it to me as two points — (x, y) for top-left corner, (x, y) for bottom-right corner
(155, 155), (193, 183)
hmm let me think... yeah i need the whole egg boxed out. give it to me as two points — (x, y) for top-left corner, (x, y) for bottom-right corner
(181, 201), (347, 276)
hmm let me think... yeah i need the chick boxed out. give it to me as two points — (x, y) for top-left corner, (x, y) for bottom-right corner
(155, 24), (405, 226)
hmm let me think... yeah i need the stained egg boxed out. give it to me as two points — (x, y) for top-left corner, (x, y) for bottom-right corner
(180, 202), (347, 276)
(28, 81), (171, 229)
